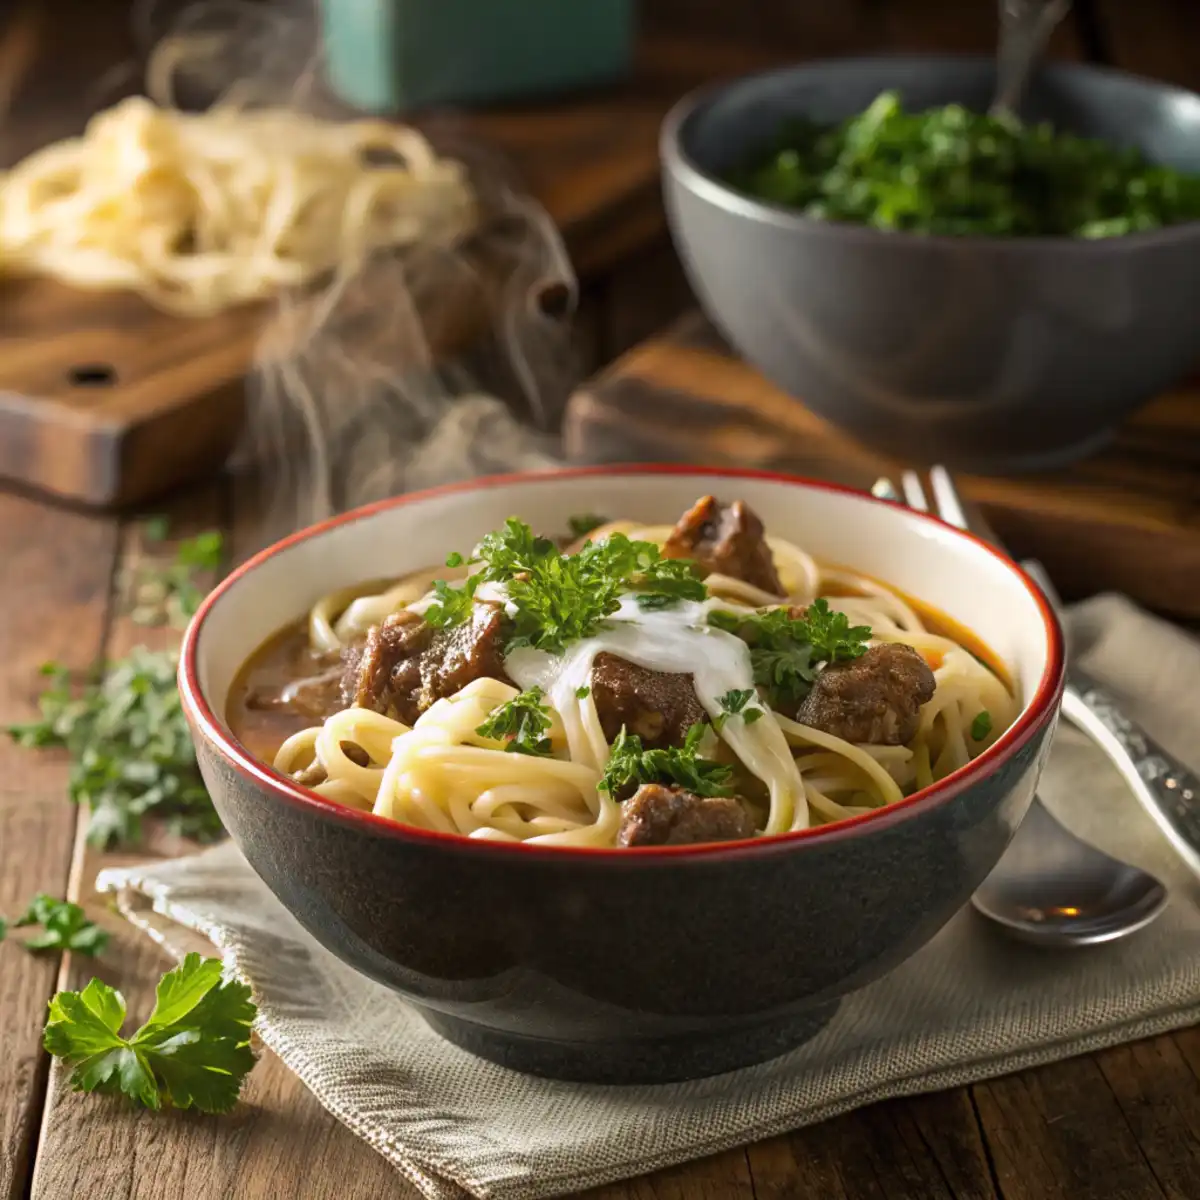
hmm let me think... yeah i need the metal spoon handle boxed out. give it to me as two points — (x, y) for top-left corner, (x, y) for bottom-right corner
(992, 0), (1072, 116)
(1061, 673), (1200, 879)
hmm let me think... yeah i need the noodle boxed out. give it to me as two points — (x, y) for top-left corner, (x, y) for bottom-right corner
(263, 515), (1020, 847)
(0, 97), (475, 315)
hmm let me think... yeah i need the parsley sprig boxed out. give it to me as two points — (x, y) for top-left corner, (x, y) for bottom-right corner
(126, 523), (224, 627)
(475, 688), (554, 756)
(713, 689), (765, 732)
(431, 520), (708, 655)
(44, 953), (257, 1113)
(0, 895), (109, 956)
(8, 649), (220, 848)
(709, 599), (872, 709)
(600, 723), (734, 798)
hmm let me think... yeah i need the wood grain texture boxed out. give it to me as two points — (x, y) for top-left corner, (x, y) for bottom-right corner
(563, 313), (1200, 618)
(0, 496), (118, 1200)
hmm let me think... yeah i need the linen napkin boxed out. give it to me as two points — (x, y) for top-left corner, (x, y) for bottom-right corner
(98, 595), (1200, 1200)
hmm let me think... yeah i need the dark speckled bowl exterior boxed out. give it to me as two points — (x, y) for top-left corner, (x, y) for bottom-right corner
(662, 57), (1200, 470)
(181, 466), (1064, 1083)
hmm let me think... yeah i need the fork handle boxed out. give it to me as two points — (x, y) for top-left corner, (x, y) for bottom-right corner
(1061, 670), (1200, 879)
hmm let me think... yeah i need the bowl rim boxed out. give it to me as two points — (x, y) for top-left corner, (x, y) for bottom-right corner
(179, 464), (1066, 862)
(661, 52), (1200, 251)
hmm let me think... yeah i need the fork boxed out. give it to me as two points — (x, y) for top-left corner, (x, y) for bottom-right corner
(896, 466), (1200, 884)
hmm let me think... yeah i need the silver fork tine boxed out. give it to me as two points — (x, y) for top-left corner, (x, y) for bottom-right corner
(900, 469), (930, 513)
(929, 465), (970, 532)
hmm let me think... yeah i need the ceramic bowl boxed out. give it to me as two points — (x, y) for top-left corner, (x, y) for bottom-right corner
(180, 466), (1065, 1083)
(661, 57), (1200, 471)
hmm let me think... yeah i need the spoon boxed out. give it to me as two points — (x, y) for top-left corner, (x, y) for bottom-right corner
(871, 474), (1169, 947)
(991, 0), (1072, 116)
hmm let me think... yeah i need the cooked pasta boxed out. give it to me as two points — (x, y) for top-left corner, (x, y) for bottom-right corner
(0, 96), (475, 315)
(230, 496), (1019, 848)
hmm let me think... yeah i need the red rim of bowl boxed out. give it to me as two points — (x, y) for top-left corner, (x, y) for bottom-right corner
(179, 464), (1066, 861)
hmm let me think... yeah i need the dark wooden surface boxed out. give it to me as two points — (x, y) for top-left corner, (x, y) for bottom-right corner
(5, 2), (1200, 1199)
(563, 313), (1200, 620)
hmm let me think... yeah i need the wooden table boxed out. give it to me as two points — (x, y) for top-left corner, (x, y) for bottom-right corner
(5, 2), (1200, 1199)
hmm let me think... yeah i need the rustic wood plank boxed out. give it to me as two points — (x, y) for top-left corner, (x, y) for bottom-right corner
(562, 315), (1200, 619)
(972, 1057), (1170, 1200)
(1095, 0), (1200, 86)
(0, 496), (119, 1200)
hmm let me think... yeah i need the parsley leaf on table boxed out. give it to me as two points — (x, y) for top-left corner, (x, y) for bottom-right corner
(600, 724), (735, 799)
(709, 599), (871, 710)
(9, 894), (109, 955)
(8, 648), (220, 849)
(475, 687), (554, 756)
(43, 953), (257, 1113)
(126, 523), (224, 627)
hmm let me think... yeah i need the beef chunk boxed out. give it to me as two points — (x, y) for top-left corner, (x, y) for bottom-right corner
(340, 609), (432, 724)
(663, 495), (783, 595)
(340, 603), (512, 724)
(795, 642), (936, 745)
(618, 784), (757, 847)
(293, 759), (327, 787)
(419, 603), (511, 709)
(591, 652), (707, 749)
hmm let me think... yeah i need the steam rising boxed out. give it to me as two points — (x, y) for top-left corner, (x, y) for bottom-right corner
(139, 0), (572, 543)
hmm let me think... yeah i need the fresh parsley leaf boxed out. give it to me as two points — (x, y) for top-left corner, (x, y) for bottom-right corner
(567, 513), (607, 538)
(709, 600), (871, 709)
(971, 711), (993, 741)
(476, 688), (554, 756)
(422, 575), (480, 629)
(126, 526), (224, 627)
(8, 648), (219, 849)
(575, 686), (590, 699)
(600, 724), (734, 799)
(429, 520), (707, 654)
(142, 515), (171, 543)
(714, 688), (765, 732)
(10, 895), (109, 956)
(445, 551), (464, 568)
(43, 953), (257, 1113)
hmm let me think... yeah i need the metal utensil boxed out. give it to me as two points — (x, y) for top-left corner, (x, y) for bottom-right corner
(991, 0), (1072, 116)
(874, 470), (1168, 946)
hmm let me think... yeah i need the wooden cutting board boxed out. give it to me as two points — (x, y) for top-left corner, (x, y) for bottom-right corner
(564, 312), (1200, 619)
(0, 278), (260, 507)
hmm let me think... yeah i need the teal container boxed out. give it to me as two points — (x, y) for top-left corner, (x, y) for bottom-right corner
(321, 0), (635, 112)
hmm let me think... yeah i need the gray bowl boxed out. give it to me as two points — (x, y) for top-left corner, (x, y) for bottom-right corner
(661, 56), (1200, 470)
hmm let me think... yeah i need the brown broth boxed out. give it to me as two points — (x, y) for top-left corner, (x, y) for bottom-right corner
(226, 582), (1013, 771)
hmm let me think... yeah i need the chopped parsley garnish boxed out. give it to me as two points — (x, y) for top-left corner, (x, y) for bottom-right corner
(714, 688), (765, 732)
(445, 551), (465, 568)
(476, 687), (553, 756)
(43, 953), (257, 1113)
(575, 686), (590, 699)
(126, 523), (224, 627)
(568, 513), (607, 538)
(600, 723), (734, 799)
(709, 599), (871, 709)
(432, 520), (707, 655)
(971, 711), (993, 741)
(2, 895), (109, 956)
(423, 575), (480, 629)
(728, 89), (1200, 238)
(8, 649), (220, 848)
